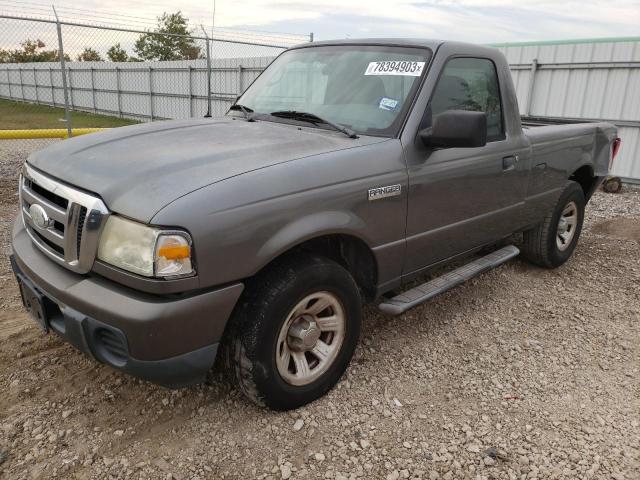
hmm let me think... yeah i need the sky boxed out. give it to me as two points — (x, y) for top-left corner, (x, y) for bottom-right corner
(1, 0), (639, 45)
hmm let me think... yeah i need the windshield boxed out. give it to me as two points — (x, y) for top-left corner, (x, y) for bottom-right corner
(236, 45), (432, 137)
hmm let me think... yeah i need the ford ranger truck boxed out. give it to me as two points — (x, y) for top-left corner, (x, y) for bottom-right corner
(11, 39), (620, 410)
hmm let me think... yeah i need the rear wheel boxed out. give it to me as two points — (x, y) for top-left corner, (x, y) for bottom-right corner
(522, 181), (585, 268)
(226, 255), (361, 410)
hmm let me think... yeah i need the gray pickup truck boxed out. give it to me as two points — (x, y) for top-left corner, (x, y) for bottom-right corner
(11, 39), (620, 410)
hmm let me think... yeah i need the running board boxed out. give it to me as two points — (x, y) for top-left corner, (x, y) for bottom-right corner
(378, 245), (520, 316)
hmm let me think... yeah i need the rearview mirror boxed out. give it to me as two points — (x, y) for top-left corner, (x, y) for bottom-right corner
(419, 110), (487, 148)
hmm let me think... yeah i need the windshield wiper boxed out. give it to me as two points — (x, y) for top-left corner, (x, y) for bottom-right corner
(269, 110), (358, 139)
(229, 103), (255, 121)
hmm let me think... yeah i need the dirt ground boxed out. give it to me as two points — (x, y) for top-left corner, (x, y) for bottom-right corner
(0, 140), (638, 480)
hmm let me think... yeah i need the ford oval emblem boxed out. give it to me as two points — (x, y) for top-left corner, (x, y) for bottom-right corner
(29, 204), (51, 230)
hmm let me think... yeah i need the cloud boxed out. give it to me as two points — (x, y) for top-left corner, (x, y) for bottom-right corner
(202, 0), (640, 41)
(3, 0), (640, 43)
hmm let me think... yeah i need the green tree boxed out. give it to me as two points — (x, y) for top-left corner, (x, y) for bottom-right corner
(76, 47), (103, 62)
(134, 12), (203, 61)
(0, 39), (70, 63)
(106, 43), (129, 62)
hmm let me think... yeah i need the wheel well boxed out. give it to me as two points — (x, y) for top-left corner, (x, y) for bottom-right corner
(570, 165), (597, 198)
(275, 235), (378, 302)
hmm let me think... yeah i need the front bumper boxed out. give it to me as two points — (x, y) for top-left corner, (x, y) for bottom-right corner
(11, 217), (244, 388)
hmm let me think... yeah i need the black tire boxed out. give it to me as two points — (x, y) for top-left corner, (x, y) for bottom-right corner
(602, 176), (622, 194)
(225, 254), (362, 410)
(522, 181), (585, 268)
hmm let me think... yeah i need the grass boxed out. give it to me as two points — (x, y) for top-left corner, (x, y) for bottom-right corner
(0, 98), (140, 130)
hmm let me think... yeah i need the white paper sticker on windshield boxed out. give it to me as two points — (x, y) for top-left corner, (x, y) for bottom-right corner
(365, 61), (425, 76)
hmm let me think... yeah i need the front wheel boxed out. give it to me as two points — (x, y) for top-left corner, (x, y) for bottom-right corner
(522, 180), (585, 268)
(226, 255), (362, 410)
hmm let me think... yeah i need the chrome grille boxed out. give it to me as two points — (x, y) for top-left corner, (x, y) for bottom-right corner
(20, 163), (110, 274)
(76, 206), (87, 258)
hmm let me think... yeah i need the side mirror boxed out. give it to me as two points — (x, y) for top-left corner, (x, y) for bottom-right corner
(419, 110), (487, 148)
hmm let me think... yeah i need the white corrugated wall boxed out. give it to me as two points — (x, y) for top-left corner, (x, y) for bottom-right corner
(493, 37), (640, 182)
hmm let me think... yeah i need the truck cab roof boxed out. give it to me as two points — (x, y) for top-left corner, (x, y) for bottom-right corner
(291, 38), (499, 58)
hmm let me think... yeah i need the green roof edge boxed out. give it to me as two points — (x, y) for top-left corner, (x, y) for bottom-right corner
(487, 36), (640, 48)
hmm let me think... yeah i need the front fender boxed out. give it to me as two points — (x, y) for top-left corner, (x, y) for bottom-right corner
(256, 210), (370, 268)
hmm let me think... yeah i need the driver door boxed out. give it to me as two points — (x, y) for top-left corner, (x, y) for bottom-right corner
(403, 56), (528, 276)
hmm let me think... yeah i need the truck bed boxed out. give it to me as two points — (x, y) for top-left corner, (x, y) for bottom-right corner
(523, 120), (617, 179)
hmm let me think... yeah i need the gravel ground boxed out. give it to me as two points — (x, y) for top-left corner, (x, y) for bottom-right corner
(0, 139), (638, 480)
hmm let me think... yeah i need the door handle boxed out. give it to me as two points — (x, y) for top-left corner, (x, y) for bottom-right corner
(502, 155), (517, 171)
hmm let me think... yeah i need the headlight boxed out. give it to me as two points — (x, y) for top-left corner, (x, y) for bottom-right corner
(97, 216), (194, 278)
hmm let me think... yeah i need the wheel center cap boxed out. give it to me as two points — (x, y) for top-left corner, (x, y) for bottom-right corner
(288, 315), (321, 352)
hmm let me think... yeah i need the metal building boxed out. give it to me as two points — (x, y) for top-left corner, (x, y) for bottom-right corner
(493, 37), (640, 182)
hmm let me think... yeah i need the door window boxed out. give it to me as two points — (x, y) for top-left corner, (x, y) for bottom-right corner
(430, 57), (504, 142)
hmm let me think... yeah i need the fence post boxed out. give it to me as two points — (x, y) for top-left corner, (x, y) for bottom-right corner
(187, 65), (193, 118)
(90, 67), (97, 113)
(18, 67), (24, 100)
(68, 68), (74, 109)
(5, 68), (10, 99)
(525, 58), (538, 117)
(33, 67), (40, 104)
(115, 66), (122, 118)
(148, 66), (154, 121)
(205, 36), (213, 117)
(53, 6), (73, 138)
(49, 67), (56, 107)
(237, 64), (243, 96)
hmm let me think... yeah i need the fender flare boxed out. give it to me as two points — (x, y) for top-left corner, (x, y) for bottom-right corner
(254, 210), (373, 273)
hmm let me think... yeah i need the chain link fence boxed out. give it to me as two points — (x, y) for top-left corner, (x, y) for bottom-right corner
(0, 13), (308, 142)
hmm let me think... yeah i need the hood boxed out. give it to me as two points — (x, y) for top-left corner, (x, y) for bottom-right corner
(28, 117), (386, 222)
